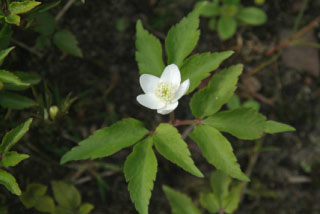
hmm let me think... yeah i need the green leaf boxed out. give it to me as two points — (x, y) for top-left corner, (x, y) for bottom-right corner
(124, 138), (157, 214)
(210, 170), (231, 205)
(208, 18), (217, 31)
(34, 195), (55, 213)
(5, 14), (20, 26)
(181, 51), (233, 93)
(204, 108), (266, 140)
(153, 123), (203, 177)
(60, 118), (148, 164)
(135, 20), (165, 77)
(200, 192), (219, 213)
(0, 118), (32, 155)
(190, 64), (243, 118)
(0, 70), (30, 87)
(0, 92), (37, 109)
(237, 7), (267, 25)
(51, 181), (81, 209)
(265, 120), (295, 134)
(31, 0), (60, 13)
(0, 170), (21, 195)
(6, 71), (41, 91)
(217, 17), (237, 40)
(0, 47), (14, 62)
(242, 100), (260, 111)
(196, 1), (220, 17)
(0, 24), (13, 50)
(0, 151), (29, 168)
(79, 203), (94, 214)
(53, 30), (83, 57)
(32, 12), (56, 35)
(189, 125), (249, 181)
(223, 183), (243, 213)
(226, 94), (240, 110)
(162, 185), (201, 214)
(35, 35), (52, 51)
(20, 183), (47, 208)
(54, 206), (73, 214)
(165, 10), (200, 67)
(9, 1), (41, 15)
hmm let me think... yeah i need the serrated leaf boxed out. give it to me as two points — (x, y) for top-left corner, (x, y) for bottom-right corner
(223, 183), (243, 213)
(153, 123), (203, 177)
(0, 151), (29, 168)
(60, 118), (148, 164)
(0, 47), (14, 62)
(124, 138), (157, 214)
(5, 14), (20, 26)
(265, 120), (295, 134)
(210, 170), (231, 205)
(217, 17), (237, 40)
(79, 203), (94, 214)
(181, 51), (234, 93)
(0, 70), (30, 87)
(237, 7), (267, 26)
(135, 20), (165, 77)
(0, 118), (32, 155)
(53, 30), (82, 57)
(52, 181), (81, 209)
(190, 64), (243, 118)
(163, 185), (201, 214)
(204, 108), (266, 140)
(0, 92), (37, 109)
(165, 10), (200, 67)
(5, 71), (41, 91)
(9, 1), (41, 15)
(189, 125), (249, 181)
(0, 170), (21, 195)
(200, 192), (219, 213)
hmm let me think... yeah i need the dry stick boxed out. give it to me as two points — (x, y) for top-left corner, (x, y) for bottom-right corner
(266, 16), (320, 56)
(11, 38), (43, 58)
(55, 0), (76, 21)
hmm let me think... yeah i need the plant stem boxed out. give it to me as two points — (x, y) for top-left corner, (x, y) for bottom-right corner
(55, 0), (75, 21)
(169, 112), (175, 124)
(174, 119), (202, 126)
(11, 38), (43, 58)
(293, 0), (309, 33)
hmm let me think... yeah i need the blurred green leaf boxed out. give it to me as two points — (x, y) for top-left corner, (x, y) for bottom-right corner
(20, 183), (47, 208)
(0, 25), (13, 49)
(52, 181), (81, 209)
(34, 195), (55, 213)
(223, 183), (243, 213)
(53, 30), (83, 57)
(237, 7), (267, 25)
(0, 70), (30, 87)
(0, 151), (29, 168)
(196, 1), (220, 17)
(33, 12), (56, 35)
(124, 138), (157, 214)
(163, 185), (201, 214)
(5, 14), (20, 26)
(0, 92), (37, 109)
(31, 0), (60, 13)
(264, 120), (295, 134)
(135, 20), (164, 77)
(210, 170), (231, 205)
(0, 170), (21, 195)
(190, 64), (243, 118)
(242, 100), (260, 111)
(0, 47), (14, 63)
(79, 203), (94, 214)
(204, 108), (266, 140)
(189, 125), (249, 181)
(208, 18), (217, 31)
(9, 1), (41, 15)
(226, 94), (240, 110)
(153, 123), (203, 177)
(0, 118), (32, 155)
(217, 17), (237, 40)
(200, 192), (219, 213)
(35, 35), (51, 50)
(60, 118), (148, 164)
(181, 51), (233, 94)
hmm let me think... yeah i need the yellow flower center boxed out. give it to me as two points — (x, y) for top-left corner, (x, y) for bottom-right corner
(155, 82), (174, 103)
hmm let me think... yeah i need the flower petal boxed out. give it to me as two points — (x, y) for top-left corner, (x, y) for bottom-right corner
(157, 101), (179, 115)
(160, 64), (181, 90)
(137, 94), (165, 110)
(173, 79), (190, 102)
(140, 74), (160, 94)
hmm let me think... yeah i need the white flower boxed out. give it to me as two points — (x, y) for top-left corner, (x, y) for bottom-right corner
(137, 64), (190, 115)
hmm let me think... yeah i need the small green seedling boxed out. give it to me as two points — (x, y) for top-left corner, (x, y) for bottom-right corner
(195, 0), (267, 40)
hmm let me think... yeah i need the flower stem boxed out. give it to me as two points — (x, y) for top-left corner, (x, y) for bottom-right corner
(169, 112), (175, 124)
(174, 119), (202, 127)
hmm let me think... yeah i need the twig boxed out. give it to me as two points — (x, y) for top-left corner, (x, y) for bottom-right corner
(182, 125), (195, 140)
(11, 38), (43, 58)
(246, 52), (281, 77)
(55, 0), (75, 21)
(266, 16), (320, 56)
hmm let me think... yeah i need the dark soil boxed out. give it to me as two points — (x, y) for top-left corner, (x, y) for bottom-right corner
(3, 0), (320, 213)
